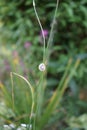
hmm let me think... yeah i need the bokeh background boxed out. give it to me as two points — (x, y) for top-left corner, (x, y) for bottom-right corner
(0, 0), (87, 130)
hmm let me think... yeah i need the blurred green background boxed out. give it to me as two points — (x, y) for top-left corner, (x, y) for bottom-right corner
(0, 0), (87, 130)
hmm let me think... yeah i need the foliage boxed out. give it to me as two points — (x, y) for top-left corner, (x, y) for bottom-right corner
(68, 114), (87, 130)
(0, 0), (87, 130)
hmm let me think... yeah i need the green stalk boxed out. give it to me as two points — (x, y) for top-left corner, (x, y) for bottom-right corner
(10, 72), (34, 130)
(38, 59), (80, 130)
(35, 71), (46, 123)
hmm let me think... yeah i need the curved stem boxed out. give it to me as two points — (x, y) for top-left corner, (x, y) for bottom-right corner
(33, 0), (46, 62)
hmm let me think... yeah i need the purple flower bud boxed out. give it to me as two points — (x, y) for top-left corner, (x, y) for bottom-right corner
(40, 29), (48, 37)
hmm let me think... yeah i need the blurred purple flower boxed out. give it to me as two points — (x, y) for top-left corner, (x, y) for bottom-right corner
(4, 60), (11, 71)
(20, 60), (25, 68)
(24, 42), (31, 49)
(12, 50), (19, 58)
(40, 29), (48, 37)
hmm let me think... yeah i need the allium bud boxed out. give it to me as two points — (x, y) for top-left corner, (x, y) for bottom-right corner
(40, 29), (48, 37)
(38, 63), (46, 71)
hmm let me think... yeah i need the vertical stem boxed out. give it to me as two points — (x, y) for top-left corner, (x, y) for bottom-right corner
(10, 72), (14, 111)
(33, 0), (46, 62)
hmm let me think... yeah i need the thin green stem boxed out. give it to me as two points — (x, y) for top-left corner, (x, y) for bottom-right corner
(11, 72), (34, 130)
(33, 0), (46, 62)
(47, 0), (59, 48)
(10, 72), (15, 111)
(45, 0), (59, 62)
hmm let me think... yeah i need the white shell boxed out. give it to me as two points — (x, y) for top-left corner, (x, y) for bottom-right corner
(38, 63), (46, 71)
